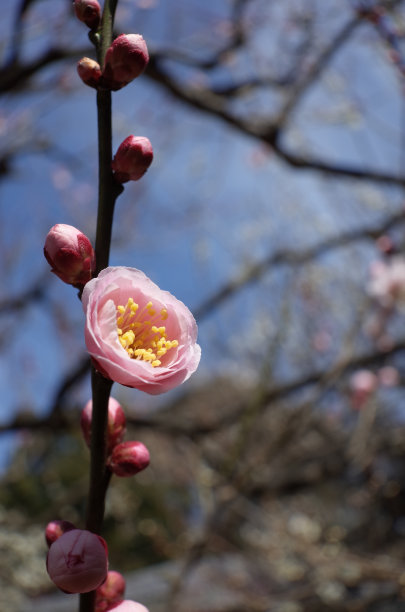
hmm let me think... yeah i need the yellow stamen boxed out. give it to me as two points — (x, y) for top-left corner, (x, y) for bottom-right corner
(116, 298), (178, 368)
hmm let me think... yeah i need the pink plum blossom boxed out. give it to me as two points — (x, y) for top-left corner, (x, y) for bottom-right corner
(107, 441), (150, 477)
(47, 529), (108, 593)
(378, 365), (400, 387)
(44, 223), (95, 288)
(102, 34), (149, 90)
(82, 267), (201, 394)
(74, 0), (101, 29)
(368, 257), (405, 310)
(45, 520), (76, 547)
(112, 136), (153, 183)
(77, 57), (102, 89)
(349, 369), (378, 411)
(96, 570), (126, 611)
(106, 601), (149, 612)
(81, 397), (127, 454)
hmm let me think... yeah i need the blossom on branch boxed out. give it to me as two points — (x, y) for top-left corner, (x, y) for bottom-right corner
(112, 136), (153, 183)
(82, 267), (201, 394)
(96, 570), (126, 611)
(368, 257), (405, 310)
(74, 0), (101, 30)
(44, 223), (95, 288)
(77, 57), (102, 89)
(108, 440), (150, 477)
(45, 520), (76, 547)
(46, 529), (108, 593)
(102, 34), (149, 90)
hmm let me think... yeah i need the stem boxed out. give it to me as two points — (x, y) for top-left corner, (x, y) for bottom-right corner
(79, 2), (121, 611)
(95, 86), (115, 274)
(94, 0), (123, 274)
(79, 370), (113, 610)
(85, 369), (113, 533)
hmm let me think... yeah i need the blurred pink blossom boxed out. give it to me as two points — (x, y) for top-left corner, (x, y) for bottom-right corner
(45, 520), (76, 547)
(96, 570), (126, 611)
(46, 529), (108, 593)
(378, 365), (400, 387)
(82, 267), (201, 394)
(368, 257), (405, 309)
(107, 601), (149, 612)
(74, 0), (101, 30)
(349, 369), (378, 411)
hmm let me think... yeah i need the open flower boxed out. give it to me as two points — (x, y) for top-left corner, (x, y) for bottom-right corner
(82, 267), (201, 394)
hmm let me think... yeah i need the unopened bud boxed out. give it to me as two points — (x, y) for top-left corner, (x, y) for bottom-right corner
(44, 224), (95, 288)
(108, 441), (150, 477)
(350, 369), (378, 411)
(81, 397), (127, 454)
(77, 57), (102, 89)
(45, 520), (76, 547)
(107, 601), (149, 612)
(102, 34), (149, 90)
(47, 529), (108, 594)
(74, 0), (101, 30)
(96, 570), (126, 611)
(112, 136), (153, 183)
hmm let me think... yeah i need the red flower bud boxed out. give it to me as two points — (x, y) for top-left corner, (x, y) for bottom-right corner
(47, 529), (108, 594)
(44, 224), (95, 288)
(112, 136), (153, 183)
(102, 34), (149, 91)
(108, 441), (150, 477)
(77, 57), (102, 89)
(81, 397), (127, 454)
(74, 0), (101, 30)
(45, 520), (76, 547)
(96, 570), (126, 611)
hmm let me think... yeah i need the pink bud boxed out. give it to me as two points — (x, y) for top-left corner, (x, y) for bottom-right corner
(112, 136), (153, 183)
(44, 223), (95, 288)
(349, 369), (378, 411)
(47, 529), (108, 594)
(77, 57), (102, 89)
(96, 571), (126, 611)
(108, 441), (150, 477)
(74, 0), (101, 30)
(106, 601), (149, 612)
(378, 365), (399, 387)
(81, 397), (127, 454)
(45, 520), (76, 547)
(102, 34), (149, 90)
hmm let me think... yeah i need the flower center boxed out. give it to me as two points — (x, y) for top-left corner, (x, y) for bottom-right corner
(116, 298), (178, 367)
